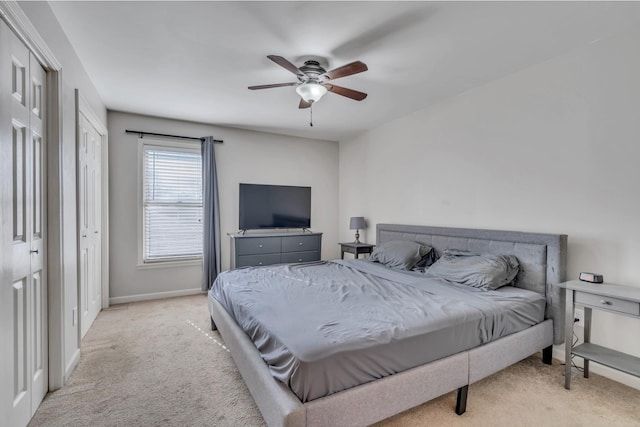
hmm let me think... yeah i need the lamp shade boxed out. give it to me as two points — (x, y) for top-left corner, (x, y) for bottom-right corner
(296, 82), (328, 103)
(349, 217), (366, 230)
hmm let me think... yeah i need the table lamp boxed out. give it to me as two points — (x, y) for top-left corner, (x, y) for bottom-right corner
(349, 217), (367, 244)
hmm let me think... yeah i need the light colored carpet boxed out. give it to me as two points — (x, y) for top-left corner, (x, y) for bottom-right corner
(29, 294), (640, 427)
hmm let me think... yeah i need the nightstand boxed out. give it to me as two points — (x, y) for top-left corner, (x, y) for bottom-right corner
(559, 280), (640, 390)
(339, 242), (375, 259)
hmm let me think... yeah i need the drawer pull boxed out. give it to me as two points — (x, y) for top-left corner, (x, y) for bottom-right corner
(298, 258), (302, 262)
(601, 300), (612, 305)
(259, 244), (263, 248)
(299, 242), (303, 246)
(258, 262), (263, 265)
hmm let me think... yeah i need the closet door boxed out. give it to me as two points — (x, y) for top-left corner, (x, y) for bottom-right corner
(0, 20), (48, 426)
(28, 40), (48, 416)
(78, 113), (102, 338)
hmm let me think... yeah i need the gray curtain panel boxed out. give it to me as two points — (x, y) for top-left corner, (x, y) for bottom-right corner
(202, 136), (221, 291)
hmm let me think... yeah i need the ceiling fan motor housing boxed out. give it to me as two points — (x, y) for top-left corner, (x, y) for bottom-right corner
(299, 60), (327, 82)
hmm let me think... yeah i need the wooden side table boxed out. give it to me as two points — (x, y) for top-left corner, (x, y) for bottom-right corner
(339, 242), (375, 259)
(559, 280), (640, 390)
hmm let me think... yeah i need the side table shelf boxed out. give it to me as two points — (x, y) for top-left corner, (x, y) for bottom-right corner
(559, 280), (640, 390)
(572, 343), (640, 378)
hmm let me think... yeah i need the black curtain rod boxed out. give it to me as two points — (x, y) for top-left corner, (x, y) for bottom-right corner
(125, 129), (223, 144)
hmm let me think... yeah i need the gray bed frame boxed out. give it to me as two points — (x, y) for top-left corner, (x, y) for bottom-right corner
(209, 224), (567, 426)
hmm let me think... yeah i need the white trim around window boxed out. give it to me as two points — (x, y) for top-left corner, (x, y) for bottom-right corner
(137, 138), (202, 269)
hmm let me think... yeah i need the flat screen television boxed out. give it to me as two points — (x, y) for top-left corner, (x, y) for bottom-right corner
(239, 183), (311, 230)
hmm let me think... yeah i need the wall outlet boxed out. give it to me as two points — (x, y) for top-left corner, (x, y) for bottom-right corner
(574, 308), (585, 327)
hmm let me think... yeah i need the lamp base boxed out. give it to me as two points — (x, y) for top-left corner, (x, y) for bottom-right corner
(354, 230), (361, 244)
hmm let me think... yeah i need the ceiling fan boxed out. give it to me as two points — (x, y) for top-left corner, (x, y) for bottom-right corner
(248, 55), (368, 109)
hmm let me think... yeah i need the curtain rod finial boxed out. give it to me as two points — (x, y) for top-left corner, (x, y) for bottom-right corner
(201, 136), (223, 144)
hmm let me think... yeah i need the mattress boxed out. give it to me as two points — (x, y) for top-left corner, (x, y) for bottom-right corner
(208, 259), (546, 402)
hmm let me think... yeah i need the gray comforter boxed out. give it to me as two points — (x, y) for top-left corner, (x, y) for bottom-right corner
(209, 260), (545, 402)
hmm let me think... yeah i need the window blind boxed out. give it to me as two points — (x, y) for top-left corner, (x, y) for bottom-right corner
(143, 146), (202, 261)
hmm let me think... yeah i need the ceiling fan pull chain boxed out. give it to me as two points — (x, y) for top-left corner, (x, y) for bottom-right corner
(310, 104), (313, 127)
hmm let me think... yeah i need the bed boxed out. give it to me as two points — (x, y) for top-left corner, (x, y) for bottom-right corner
(208, 224), (567, 426)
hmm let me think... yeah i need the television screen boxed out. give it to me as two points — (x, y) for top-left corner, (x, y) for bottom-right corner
(239, 183), (311, 230)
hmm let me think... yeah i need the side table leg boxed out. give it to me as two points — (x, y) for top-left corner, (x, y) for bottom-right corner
(341, 250), (344, 260)
(564, 289), (574, 390)
(584, 307), (592, 378)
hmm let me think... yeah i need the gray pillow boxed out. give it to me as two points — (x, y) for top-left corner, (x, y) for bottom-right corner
(426, 250), (519, 290)
(370, 240), (433, 270)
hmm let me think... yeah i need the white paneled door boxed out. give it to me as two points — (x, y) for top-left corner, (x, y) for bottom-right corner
(0, 20), (48, 427)
(78, 112), (102, 338)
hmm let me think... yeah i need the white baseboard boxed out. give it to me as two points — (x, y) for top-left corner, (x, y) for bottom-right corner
(109, 288), (205, 305)
(64, 348), (81, 383)
(552, 345), (640, 391)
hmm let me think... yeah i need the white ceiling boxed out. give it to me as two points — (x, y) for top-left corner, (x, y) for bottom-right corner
(49, 1), (640, 142)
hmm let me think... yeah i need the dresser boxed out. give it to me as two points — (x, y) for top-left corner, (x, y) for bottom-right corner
(560, 280), (640, 390)
(229, 232), (322, 269)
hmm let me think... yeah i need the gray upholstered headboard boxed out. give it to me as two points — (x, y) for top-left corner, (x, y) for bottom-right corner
(376, 224), (568, 345)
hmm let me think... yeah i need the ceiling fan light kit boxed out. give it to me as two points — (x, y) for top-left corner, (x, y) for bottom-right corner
(249, 55), (368, 125)
(295, 82), (328, 103)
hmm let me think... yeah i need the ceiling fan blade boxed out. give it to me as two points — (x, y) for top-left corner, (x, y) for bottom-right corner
(326, 84), (368, 101)
(299, 99), (312, 109)
(322, 61), (368, 80)
(248, 82), (298, 90)
(267, 55), (303, 77)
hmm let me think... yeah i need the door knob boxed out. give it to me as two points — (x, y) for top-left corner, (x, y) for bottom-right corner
(94, 231), (99, 234)
(30, 249), (38, 254)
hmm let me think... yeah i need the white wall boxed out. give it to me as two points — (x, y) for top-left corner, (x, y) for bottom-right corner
(108, 111), (339, 302)
(339, 24), (640, 388)
(17, 2), (108, 380)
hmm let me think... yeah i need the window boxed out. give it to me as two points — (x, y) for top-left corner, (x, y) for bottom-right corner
(141, 141), (202, 262)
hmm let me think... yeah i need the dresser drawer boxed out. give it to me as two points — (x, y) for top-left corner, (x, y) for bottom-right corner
(237, 253), (281, 268)
(282, 235), (320, 253)
(236, 237), (281, 255)
(575, 291), (640, 316)
(281, 251), (320, 264)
